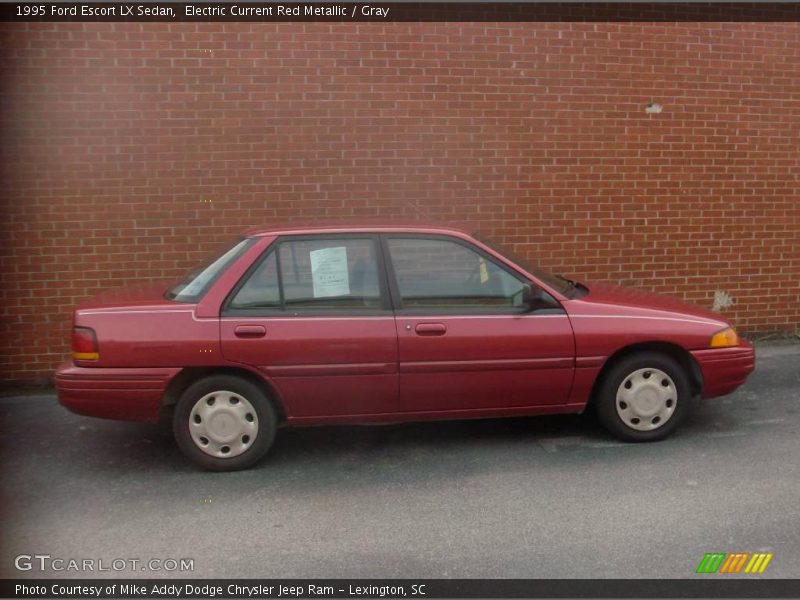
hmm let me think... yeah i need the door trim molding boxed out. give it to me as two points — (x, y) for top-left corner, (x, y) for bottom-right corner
(267, 362), (397, 377)
(400, 357), (573, 373)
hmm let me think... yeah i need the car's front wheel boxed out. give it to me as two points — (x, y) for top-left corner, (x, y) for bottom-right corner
(173, 375), (277, 471)
(596, 352), (693, 442)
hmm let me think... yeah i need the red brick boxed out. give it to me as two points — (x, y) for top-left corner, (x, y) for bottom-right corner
(0, 19), (798, 382)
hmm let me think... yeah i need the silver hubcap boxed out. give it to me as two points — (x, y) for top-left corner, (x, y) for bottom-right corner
(189, 390), (259, 458)
(615, 368), (677, 431)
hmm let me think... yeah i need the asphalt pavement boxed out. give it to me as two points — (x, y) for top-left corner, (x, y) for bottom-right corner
(1, 344), (798, 579)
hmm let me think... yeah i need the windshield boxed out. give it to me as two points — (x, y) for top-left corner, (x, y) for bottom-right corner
(472, 232), (582, 298)
(166, 237), (255, 302)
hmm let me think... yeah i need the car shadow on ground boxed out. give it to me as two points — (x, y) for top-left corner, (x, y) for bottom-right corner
(53, 406), (608, 473)
(76, 410), (660, 474)
(2, 393), (747, 484)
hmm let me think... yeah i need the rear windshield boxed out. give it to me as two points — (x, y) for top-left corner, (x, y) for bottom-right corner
(166, 237), (255, 303)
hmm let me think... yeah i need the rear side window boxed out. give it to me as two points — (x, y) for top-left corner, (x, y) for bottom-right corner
(228, 237), (384, 312)
(227, 251), (280, 310)
(167, 237), (255, 303)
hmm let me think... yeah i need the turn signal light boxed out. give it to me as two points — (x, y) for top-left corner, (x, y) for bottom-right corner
(72, 327), (99, 360)
(709, 327), (740, 348)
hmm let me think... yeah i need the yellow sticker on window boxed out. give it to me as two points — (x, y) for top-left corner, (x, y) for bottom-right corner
(479, 258), (489, 284)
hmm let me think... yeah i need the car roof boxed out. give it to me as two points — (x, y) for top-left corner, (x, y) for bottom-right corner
(244, 220), (473, 238)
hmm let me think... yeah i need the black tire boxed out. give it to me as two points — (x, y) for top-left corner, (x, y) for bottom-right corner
(173, 375), (277, 471)
(595, 352), (692, 442)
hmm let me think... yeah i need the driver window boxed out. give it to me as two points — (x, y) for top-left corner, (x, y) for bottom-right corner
(387, 237), (527, 310)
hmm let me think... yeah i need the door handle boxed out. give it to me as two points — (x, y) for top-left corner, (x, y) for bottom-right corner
(234, 325), (266, 338)
(415, 323), (447, 336)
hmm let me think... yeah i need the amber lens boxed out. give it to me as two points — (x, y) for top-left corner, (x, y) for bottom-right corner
(710, 328), (740, 348)
(72, 327), (99, 360)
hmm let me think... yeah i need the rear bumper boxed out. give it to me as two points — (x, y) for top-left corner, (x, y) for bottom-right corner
(691, 341), (756, 399)
(55, 362), (180, 423)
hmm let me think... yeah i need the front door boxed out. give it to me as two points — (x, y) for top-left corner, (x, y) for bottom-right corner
(220, 235), (398, 418)
(384, 235), (575, 414)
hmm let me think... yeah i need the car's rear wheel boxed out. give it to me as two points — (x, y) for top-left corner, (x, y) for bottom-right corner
(173, 375), (277, 471)
(596, 352), (692, 442)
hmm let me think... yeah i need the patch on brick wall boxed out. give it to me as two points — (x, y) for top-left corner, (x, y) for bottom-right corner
(712, 291), (734, 312)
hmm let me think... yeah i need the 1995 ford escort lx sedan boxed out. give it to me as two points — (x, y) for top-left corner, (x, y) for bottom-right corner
(56, 224), (755, 470)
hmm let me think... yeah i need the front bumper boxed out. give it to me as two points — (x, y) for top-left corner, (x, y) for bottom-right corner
(55, 362), (180, 423)
(690, 340), (756, 399)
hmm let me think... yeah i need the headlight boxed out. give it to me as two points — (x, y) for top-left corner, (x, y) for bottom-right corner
(709, 327), (740, 348)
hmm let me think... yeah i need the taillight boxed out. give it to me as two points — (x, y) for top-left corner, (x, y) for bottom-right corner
(72, 327), (99, 361)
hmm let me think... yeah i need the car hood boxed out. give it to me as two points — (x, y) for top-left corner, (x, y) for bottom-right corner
(576, 282), (727, 324)
(76, 281), (178, 310)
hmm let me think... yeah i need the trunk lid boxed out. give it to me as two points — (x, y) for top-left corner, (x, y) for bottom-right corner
(76, 281), (178, 310)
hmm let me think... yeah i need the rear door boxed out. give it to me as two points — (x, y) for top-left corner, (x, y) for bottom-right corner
(383, 235), (575, 413)
(220, 235), (398, 418)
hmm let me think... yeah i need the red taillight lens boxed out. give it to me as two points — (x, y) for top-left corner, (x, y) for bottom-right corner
(72, 327), (99, 361)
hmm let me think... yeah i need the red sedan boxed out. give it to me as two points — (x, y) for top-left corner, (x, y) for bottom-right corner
(56, 225), (755, 470)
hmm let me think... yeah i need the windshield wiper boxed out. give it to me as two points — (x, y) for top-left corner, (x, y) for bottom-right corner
(555, 274), (577, 288)
(556, 275), (585, 297)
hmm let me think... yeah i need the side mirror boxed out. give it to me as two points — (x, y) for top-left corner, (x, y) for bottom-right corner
(520, 283), (537, 311)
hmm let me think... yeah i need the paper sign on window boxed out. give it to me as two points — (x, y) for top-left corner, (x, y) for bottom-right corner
(479, 258), (489, 284)
(309, 246), (350, 298)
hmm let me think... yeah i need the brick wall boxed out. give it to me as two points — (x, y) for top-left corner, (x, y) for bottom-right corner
(1, 17), (799, 383)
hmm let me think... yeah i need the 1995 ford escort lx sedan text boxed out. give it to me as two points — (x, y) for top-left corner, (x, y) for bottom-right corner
(56, 224), (755, 470)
